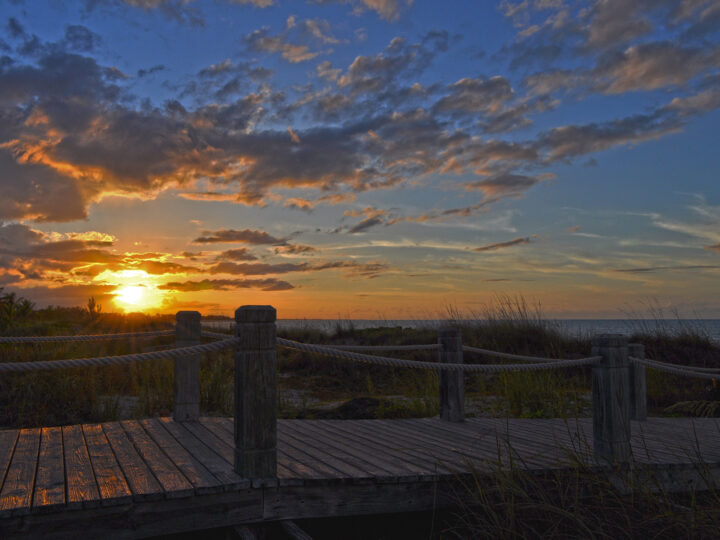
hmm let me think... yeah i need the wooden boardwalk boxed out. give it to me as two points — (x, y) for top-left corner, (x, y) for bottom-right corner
(1, 416), (720, 538)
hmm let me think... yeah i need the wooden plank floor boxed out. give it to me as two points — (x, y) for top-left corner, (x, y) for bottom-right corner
(0, 416), (719, 521)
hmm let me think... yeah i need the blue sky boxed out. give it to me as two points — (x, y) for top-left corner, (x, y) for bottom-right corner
(1, 0), (719, 318)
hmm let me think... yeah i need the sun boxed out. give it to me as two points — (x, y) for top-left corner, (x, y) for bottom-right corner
(99, 269), (166, 312)
(115, 285), (145, 307)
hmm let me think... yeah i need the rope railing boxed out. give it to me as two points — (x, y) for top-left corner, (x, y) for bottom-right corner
(630, 356), (720, 380)
(324, 343), (439, 351)
(0, 337), (239, 373)
(277, 337), (600, 372)
(0, 329), (175, 344)
(463, 345), (578, 363)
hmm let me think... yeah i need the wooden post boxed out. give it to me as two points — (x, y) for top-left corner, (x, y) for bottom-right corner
(438, 327), (464, 422)
(234, 305), (277, 478)
(591, 334), (631, 463)
(628, 343), (647, 421)
(174, 311), (201, 422)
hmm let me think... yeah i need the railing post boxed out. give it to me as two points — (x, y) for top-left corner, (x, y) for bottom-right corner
(438, 327), (464, 422)
(174, 311), (201, 422)
(628, 343), (647, 421)
(591, 334), (631, 463)
(234, 305), (277, 478)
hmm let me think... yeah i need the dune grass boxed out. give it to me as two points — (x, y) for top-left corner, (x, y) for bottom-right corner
(0, 294), (718, 427)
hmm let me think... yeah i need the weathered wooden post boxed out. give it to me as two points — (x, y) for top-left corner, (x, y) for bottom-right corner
(174, 311), (201, 422)
(438, 327), (464, 422)
(628, 343), (647, 421)
(234, 305), (277, 478)
(591, 334), (631, 463)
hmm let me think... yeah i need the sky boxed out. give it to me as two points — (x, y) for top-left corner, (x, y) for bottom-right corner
(0, 0), (719, 319)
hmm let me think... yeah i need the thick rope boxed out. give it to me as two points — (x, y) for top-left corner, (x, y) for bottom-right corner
(201, 330), (234, 340)
(0, 338), (239, 373)
(203, 330), (438, 351)
(277, 337), (600, 371)
(0, 330), (175, 344)
(325, 343), (439, 351)
(463, 345), (575, 363)
(629, 356), (720, 374)
(630, 356), (720, 380)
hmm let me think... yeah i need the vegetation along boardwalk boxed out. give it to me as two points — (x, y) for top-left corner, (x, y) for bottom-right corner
(1, 306), (720, 538)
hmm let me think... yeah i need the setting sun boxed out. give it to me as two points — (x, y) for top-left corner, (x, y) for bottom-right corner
(97, 269), (166, 312)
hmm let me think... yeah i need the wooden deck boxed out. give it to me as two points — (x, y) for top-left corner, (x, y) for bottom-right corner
(1, 416), (720, 538)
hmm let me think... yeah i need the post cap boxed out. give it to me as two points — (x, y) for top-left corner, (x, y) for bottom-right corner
(438, 327), (461, 338)
(235, 305), (277, 323)
(176, 311), (201, 322)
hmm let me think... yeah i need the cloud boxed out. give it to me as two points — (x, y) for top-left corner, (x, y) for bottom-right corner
(338, 33), (448, 95)
(274, 244), (316, 254)
(158, 278), (294, 291)
(464, 173), (545, 198)
(215, 248), (258, 261)
(207, 259), (387, 278)
(473, 236), (534, 252)
(63, 25), (102, 52)
(433, 76), (514, 115)
(615, 265), (720, 273)
(706, 244), (720, 253)
(244, 26), (322, 63)
(193, 228), (286, 245)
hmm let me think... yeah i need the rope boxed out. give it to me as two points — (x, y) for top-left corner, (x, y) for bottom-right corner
(277, 338), (600, 371)
(630, 356), (720, 380)
(0, 338), (239, 373)
(463, 345), (574, 363)
(325, 344), (439, 351)
(629, 356), (720, 374)
(0, 330), (174, 344)
(201, 330), (234, 340)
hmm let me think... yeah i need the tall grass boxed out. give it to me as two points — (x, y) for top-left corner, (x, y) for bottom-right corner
(1, 295), (718, 427)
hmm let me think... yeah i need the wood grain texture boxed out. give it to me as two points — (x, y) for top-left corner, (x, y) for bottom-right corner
(174, 310), (201, 422)
(32, 427), (65, 512)
(82, 424), (132, 506)
(0, 428), (40, 516)
(62, 425), (100, 510)
(102, 422), (162, 501)
(120, 420), (194, 498)
(3, 415), (720, 537)
(235, 305), (277, 479)
(438, 327), (464, 422)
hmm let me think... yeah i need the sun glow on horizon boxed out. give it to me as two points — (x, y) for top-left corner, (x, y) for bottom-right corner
(98, 269), (166, 312)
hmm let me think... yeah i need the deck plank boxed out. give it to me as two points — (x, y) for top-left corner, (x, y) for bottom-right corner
(63, 425), (100, 510)
(0, 428), (40, 517)
(120, 420), (194, 499)
(2, 414), (720, 532)
(102, 422), (163, 501)
(140, 419), (224, 495)
(0, 430), (19, 499)
(158, 419), (247, 489)
(32, 427), (65, 512)
(83, 424), (132, 506)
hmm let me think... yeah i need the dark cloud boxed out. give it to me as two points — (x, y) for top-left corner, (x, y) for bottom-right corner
(615, 265), (720, 273)
(433, 76), (514, 114)
(465, 173), (544, 198)
(193, 228), (286, 245)
(338, 32), (448, 95)
(274, 244), (316, 254)
(158, 278), (294, 291)
(215, 248), (258, 261)
(473, 237), (534, 252)
(137, 64), (164, 77)
(64, 25), (101, 52)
